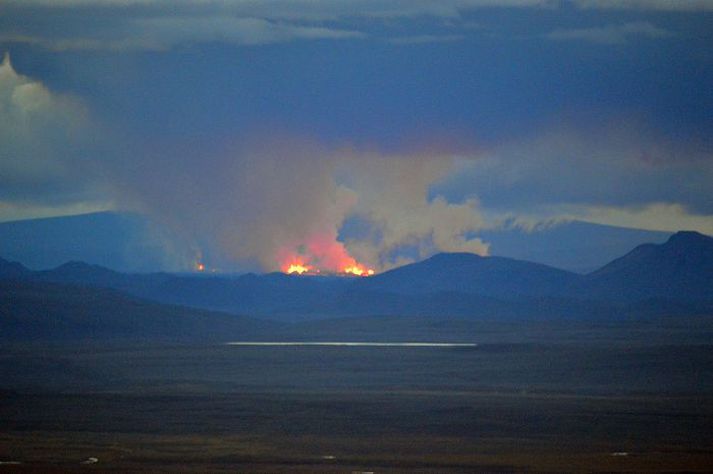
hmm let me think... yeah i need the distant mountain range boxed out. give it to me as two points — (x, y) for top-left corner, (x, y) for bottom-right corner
(2, 231), (712, 337)
(0, 211), (672, 273)
(479, 220), (672, 273)
(0, 212), (173, 272)
(361, 230), (713, 303)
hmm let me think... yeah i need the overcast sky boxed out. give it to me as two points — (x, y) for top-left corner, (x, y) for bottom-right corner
(1, 0), (712, 271)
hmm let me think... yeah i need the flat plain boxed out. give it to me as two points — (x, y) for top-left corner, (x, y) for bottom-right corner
(2, 316), (713, 473)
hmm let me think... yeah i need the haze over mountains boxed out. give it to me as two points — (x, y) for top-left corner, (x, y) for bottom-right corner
(0, 213), (173, 273)
(1, 230), (712, 341)
(0, 212), (672, 274)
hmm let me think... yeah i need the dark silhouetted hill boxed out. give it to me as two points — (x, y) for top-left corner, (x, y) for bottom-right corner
(0, 212), (173, 272)
(479, 220), (671, 273)
(1, 230), (711, 324)
(35, 261), (132, 287)
(0, 280), (276, 342)
(0, 257), (30, 279)
(584, 231), (713, 301)
(357, 252), (581, 298)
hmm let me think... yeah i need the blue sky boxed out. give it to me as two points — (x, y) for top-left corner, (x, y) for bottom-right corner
(1, 0), (712, 271)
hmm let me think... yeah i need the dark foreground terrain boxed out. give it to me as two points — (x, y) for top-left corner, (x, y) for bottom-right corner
(2, 316), (713, 473)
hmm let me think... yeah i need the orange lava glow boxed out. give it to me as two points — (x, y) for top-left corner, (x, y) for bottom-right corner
(286, 263), (313, 275)
(343, 264), (375, 277)
(281, 255), (317, 275)
(278, 234), (375, 277)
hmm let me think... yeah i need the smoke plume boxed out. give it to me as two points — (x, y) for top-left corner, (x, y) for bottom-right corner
(109, 134), (488, 272)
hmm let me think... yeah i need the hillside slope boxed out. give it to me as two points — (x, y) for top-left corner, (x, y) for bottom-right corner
(584, 231), (713, 301)
(0, 280), (276, 341)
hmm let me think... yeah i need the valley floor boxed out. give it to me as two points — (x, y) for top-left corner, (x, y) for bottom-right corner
(2, 316), (713, 473)
(2, 391), (713, 473)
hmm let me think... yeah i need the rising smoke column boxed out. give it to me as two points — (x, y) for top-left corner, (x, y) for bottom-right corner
(106, 132), (489, 273)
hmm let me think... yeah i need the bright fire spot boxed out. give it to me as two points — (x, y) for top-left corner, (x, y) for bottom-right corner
(280, 254), (375, 277)
(277, 233), (376, 277)
(286, 263), (312, 275)
(343, 265), (375, 277)
(282, 256), (317, 275)
(279, 253), (374, 277)
(196, 263), (205, 272)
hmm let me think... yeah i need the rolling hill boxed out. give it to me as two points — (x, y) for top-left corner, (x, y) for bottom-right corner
(357, 252), (581, 298)
(1, 231), (711, 327)
(584, 230), (713, 301)
(0, 280), (276, 342)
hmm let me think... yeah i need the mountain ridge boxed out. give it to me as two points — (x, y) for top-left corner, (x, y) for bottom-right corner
(358, 251), (581, 298)
(1, 230), (711, 322)
(584, 230), (713, 301)
(0, 211), (675, 273)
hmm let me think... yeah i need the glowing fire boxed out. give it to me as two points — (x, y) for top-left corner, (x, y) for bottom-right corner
(278, 234), (375, 277)
(281, 256), (317, 275)
(286, 263), (314, 275)
(195, 262), (205, 272)
(281, 255), (374, 277)
(343, 265), (375, 277)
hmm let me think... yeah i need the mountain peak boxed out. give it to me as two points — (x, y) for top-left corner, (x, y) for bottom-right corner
(57, 260), (105, 270)
(0, 256), (30, 278)
(52, 260), (120, 277)
(666, 230), (713, 246)
(426, 252), (484, 263)
(588, 229), (713, 300)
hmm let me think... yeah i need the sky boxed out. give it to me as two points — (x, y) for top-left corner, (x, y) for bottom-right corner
(1, 0), (712, 272)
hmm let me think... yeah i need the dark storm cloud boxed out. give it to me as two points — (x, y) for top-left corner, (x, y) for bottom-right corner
(2, 0), (713, 267)
(3, 0), (710, 52)
(435, 116), (713, 218)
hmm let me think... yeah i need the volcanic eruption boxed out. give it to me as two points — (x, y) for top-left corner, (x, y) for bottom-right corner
(278, 232), (374, 276)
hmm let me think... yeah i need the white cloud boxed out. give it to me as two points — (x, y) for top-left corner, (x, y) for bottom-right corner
(2, 0), (707, 51)
(547, 21), (672, 44)
(0, 0), (560, 53)
(138, 16), (364, 46)
(556, 202), (713, 236)
(1, 1), (550, 16)
(0, 53), (104, 211)
(573, 0), (713, 12)
(0, 17), (364, 52)
(334, 150), (489, 268)
(0, 53), (78, 179)
(0, 200), (114, 223)
(6, 0), (712, 14)
(479, 202), (713, 240)
(434, 110), (713, 238)
(436, 115), (713, 224)
(388, 34), (464, 45)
